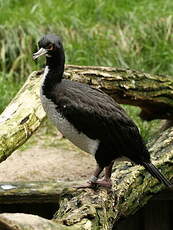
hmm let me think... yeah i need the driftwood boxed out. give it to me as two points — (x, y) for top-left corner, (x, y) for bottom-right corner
(0, 65), (173, 229)
(0, 213), (72, 230)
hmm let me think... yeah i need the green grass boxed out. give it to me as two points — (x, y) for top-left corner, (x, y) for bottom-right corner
(0, 0), (173, 140)
(0, 73), (23, 112)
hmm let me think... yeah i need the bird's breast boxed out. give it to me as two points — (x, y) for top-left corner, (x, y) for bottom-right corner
(40, 93), (99, 155)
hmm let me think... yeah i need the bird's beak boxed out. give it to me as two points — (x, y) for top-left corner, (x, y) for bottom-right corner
(33, 48), (47, 60)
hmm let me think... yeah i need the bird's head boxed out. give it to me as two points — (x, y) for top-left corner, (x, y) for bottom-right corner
(33, 34), (64, 60)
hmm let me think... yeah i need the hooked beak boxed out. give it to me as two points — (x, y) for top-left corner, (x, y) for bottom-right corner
(33, 48), (47, 60)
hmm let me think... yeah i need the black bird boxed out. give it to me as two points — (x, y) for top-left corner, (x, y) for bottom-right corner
(33, 34), (172, 188)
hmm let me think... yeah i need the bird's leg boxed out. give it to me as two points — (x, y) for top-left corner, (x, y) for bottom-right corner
(75, 164), (104, 189)
(95, 161), (114, 188)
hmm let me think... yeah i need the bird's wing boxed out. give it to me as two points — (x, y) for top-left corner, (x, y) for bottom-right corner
(54, 81), (144, 158)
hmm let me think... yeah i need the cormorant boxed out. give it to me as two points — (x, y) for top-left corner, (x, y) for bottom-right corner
(33, 34), (172, 188)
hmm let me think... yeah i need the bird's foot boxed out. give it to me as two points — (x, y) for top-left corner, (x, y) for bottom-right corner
(75, 179), (112, 189)
(74, 181), (96, 189)
(95, 178), (112, 188)
(74, 175), (98, 188)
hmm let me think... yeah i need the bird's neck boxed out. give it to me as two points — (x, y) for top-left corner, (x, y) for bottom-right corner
(41, 54), (65, 98)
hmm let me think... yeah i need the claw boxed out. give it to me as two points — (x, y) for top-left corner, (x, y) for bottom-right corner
(95, 178), (112, 188)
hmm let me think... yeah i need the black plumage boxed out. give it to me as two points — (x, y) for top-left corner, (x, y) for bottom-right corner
(33, 34), (172, 188)
(55, 81), (148, 165)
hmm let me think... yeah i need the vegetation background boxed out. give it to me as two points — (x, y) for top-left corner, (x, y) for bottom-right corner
(1, 0), (173, 142)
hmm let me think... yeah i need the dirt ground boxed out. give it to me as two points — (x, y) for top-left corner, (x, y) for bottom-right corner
(0, 122), (95, 182)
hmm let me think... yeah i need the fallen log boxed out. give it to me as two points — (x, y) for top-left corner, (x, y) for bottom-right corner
(65, 65), (173, 121)
(0, 139), (172, 229)
(0, 71), (45, 163)
(0, 181), (77, 204)
(0, 213), (75, 230)
(0, 137), (172, 229)
(53, 127), (173, 229)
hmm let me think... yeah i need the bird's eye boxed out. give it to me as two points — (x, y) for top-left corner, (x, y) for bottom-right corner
(46, 44), (54, 50)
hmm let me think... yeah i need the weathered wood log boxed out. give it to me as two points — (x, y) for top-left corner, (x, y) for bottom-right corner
(0, 132), (172, 229)
(0, 135), (173, 230)
(0, 130), (172, 229)
(0, 65), (173, 229)
(0, 181), (81, 204)
(0, 71), (45, 163)
(0, 213), (75, 230)
(1, 65), (173, 163)
(65, 65), (173, 120)
(53, 127), (173, 229)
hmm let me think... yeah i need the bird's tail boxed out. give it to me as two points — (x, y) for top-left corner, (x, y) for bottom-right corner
(142, 162), (172, 188)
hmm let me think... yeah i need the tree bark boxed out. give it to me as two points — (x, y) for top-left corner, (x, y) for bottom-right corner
(0, 71), (45, 163)
(0, 133), (172, 230)
(65, 65), (173, 120)
(0, 65), (173, 229)
(53, 126), (173, 229)
(0, 213), (74, 230)
(0, 181), (80, 204)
